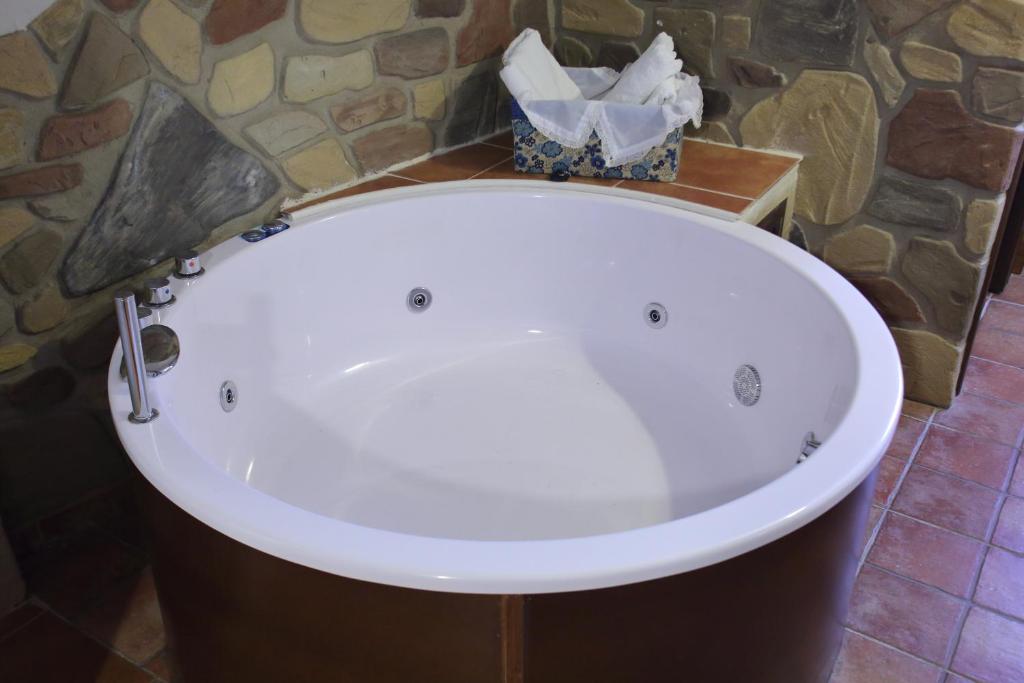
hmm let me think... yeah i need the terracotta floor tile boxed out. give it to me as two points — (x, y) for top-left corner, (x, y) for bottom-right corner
(996, 276), (1024, 305)
(963, 357), (1024, 406)
(951, 607), (1024, 682)
(981, 300), (1024, 337)
(892, 466), (1001, 539)
(675, 139), (798, 199)
(934, 393), (1024, 447)
(973, 547), (1024, 621)
(0, 610), (151, 682)
(859, 506), (884, 556)
(76, 567), (166, 664)
(903, 399), (937, 420)
(867, 513), (984, 597)
(943, 675), (973, 683)
(482, 130), (513, 149)
(830, 630), (942, 683)
(972, 325), (1024, 368)
(288, 175), (420, 211)
(25, 533), (147, 618)
(993, 496), (1024, 553)
(846, 565), (964, 664)
(143, 650), (176, 682)
(886, 416), (928, 460)
(873, 456), (907, 506)
(1012, 458), (1024, 497)
(617, 180), (752, 213)
(0, 602), (44, 642)
(915, 425), (1017, 490)
(396, 143), (512, 182)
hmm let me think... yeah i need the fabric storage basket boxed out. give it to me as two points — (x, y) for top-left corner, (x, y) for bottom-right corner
(510, 99), (682, 182)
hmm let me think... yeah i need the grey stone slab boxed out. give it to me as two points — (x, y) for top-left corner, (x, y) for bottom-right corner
(61, 83), (280, 295)
(867, 175), (962, 231)
(758, 0), (859, 67)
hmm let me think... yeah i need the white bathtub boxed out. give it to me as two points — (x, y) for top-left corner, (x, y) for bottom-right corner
(110, 181), (902, 595)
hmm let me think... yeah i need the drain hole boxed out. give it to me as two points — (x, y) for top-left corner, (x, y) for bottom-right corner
(733, 365), (761, 406)
(407, 287), (432, 312)
(644, 303), (667, 329)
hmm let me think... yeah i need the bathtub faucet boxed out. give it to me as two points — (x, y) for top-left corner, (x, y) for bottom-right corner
(114, 290), (158, 424)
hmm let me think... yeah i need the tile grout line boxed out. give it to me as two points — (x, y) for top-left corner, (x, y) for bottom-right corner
(0, 598), (47, 645)
(855, 420), (931, 570)
(467, 156), (516, 180)
(671, 181), (755, 202)
(30, 596), (157, 678)
(841, 626), (959, 674)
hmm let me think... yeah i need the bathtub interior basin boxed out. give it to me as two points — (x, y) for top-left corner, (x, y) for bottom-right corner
(110, 181), (901, 593)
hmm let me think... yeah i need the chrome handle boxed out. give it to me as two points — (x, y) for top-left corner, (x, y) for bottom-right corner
(114, 290), (158, 424)
(174, 251), (204, 279)
(143, 277), (175, 307)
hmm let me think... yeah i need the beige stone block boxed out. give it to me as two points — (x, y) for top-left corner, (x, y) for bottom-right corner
(282, 139), (357, 192)
(245, 111), (327, 157)
(824, 224), (896, 274)
(900, 41), (963, 83)
(562, 0), (644, 38)
(139, 0), (202, 84)
(29, 0), (84, 56)
(721, 15), (751, 50)
(0, 109), (25, 171)
(208, 43), (275, 117)
(19, 285), (70, 334)
(299, 0), (411, 44)
(0, 344), (37, 373)
(964, 196), (1006, 256)
(891, 328), (961, 408)
(283, 51), (374, 104)
(864, 34), (905, 107)
(902, 237), (981, 335)
(0, 32), (58, 98)
(948, 0), (1024, 60)
(740, 70), (879, 225)
(0, 207), (35, 249)
(414, 80), (447, 120)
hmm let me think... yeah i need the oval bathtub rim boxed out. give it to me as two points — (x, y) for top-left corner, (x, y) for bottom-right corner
(109, 180), (904, 595)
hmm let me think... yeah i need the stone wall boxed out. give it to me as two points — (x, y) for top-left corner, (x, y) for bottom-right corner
(554, 0), (1024, 408)
(0, 0), (546, 549)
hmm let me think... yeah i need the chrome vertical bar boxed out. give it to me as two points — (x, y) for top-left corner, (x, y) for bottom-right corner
(114, 290), (158, 423)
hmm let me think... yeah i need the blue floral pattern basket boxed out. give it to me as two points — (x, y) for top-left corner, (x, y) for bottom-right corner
(510, 99), (682, 182)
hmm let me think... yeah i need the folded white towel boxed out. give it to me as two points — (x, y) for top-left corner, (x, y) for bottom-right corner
(601, 33), (682, 104)
(500, 28), (581, 103)
(564, 66), (620, 99)
(644, 73), (689, 106)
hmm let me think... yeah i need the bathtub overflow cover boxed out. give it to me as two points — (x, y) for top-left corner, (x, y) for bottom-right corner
(220, 381), (238, 412)
(407, 287), (432, 313)
(644, 303), (667, 329)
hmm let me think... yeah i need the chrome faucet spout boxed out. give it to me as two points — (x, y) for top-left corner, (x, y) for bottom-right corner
(114, 290), (158, 424)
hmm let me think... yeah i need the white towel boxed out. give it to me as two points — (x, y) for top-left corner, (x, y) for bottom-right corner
(564, 66), (620, 99)
(499, 28), (581, 103)
(601, 33), (682, 104)
(644, 73), (686, 106)
(499, 29), (703, 166)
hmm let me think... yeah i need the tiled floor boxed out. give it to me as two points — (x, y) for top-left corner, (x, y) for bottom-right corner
(831, 277), (1024, 683)
(2, 137), (1022, 682)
